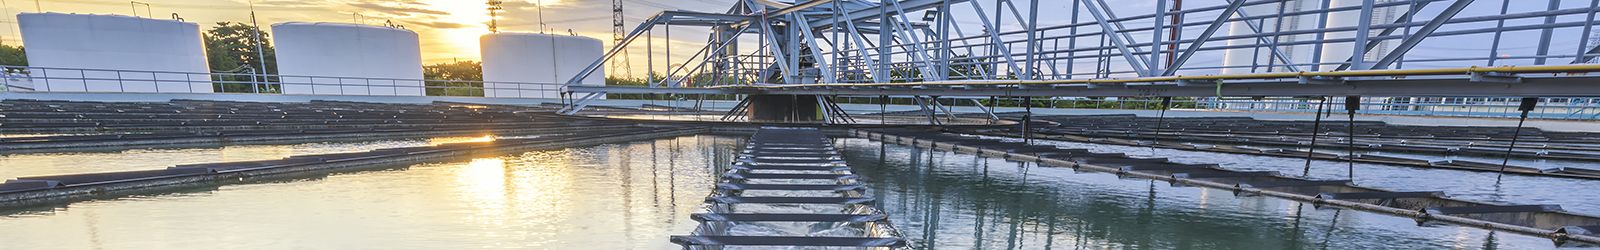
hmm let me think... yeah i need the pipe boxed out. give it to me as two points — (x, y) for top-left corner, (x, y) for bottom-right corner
(717, 64), (1600, 89)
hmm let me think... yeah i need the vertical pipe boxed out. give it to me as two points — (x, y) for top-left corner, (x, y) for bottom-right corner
(1023, 96), (1033, 144)
(1152, 97), (1173, 155)
(880, 95), (888, 125)
(1498, 97), (1538, 181)
(1302, 97), (1328, 177)
(1345, 96), (1360, 180)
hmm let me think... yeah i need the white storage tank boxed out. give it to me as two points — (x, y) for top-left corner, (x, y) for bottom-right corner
(480, 32), (604, 99)
(18, 13), (211, 93)
(272, 22), (424, 96)
(1220, 0), (1404, 74)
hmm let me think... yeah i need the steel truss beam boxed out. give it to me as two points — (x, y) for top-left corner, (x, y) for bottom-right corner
(573, 75), (1600, 97)
(563, 0), (1600, 114)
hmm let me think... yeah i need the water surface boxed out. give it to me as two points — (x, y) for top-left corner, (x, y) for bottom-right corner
(0, 134), (1583, 249)
(0, 136), (735, 249)
(0, 136), (491, 179)
(839, 138), (1564, 249)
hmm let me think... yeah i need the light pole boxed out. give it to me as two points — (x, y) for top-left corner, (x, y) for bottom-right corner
(249, 0), (268, 93)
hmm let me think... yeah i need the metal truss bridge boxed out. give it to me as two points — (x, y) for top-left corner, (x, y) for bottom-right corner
(558, 0), (1600, 117)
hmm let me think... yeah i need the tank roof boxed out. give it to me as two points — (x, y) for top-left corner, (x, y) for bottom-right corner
(272, 22), (415, 33)
(20, 12), (197, 26)
(482, 32), (602, 42)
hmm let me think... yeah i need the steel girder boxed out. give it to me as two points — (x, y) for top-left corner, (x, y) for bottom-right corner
(570, 75), (1600, 97)
(566, 0), (1600, 101)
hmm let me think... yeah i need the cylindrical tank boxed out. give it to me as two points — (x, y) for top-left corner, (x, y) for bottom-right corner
(480, 32), (605, 99)
(1318, 0), (1406, 70)
(1220, 0), (1324, 74)
(1221, 0), (1404, 74)
(272, 22), (424, 96)
(18, 13), (210, 93)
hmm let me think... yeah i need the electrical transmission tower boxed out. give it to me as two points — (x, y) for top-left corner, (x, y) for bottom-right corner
(610, 0), (632, 78)
(486, 1), (503, 33)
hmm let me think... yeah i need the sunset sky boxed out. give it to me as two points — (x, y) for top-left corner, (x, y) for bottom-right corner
(3, 0), (733, 70)
(1, 0), (1589, 78)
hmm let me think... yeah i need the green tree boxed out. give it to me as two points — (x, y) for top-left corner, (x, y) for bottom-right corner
(423, 60), (483, 96)
(204, 22), (277, 93)
(0, 43), (26, 66)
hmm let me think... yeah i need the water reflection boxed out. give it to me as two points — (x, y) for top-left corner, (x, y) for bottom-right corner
(838, 138), (1552, 249)
(0, 135), (738, 249)
(430, 135), (497, 145)
(0, 135), (1572, 249)
(1017, 137), (1600, 215)
(0, 137), (480, 179)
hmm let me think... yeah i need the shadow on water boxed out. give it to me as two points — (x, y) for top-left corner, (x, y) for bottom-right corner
(837, 138), (1534, 249)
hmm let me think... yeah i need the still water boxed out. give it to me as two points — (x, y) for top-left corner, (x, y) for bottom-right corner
(0, 136), (493, 180)
(1007, 136), (1600, 216)
(0, 136), (737, 249)
(838, 138), (1562, 249)
(0, 135), (1581, 249)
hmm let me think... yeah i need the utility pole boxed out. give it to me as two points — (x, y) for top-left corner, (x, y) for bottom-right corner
(536, 0), (546, 33)
(249, 0), (268, 93)
(611, 0), (632, 77)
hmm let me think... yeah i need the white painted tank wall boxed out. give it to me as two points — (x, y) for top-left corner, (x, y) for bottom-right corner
(480, 33), (604, 99)
(273, 22), (424, 96)
(1221, 0), (1403, 74)
(18, 13), (210, 93)
(1221, 0), (1324, 74)
(1317, 0), (1405, 70)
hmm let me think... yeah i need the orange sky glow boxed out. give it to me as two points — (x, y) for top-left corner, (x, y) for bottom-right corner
(3, 0), (731, 77)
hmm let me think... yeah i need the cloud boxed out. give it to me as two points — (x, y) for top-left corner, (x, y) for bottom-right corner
(408, 21), (472, 29)
(348, 2), (448, 16)
(497, 0), (608, 11)
(253, 0), (329, 8)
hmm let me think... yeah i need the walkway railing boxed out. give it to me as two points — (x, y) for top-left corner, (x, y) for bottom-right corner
(833, 96), (1600, 121)
(0, 65), (566, 99)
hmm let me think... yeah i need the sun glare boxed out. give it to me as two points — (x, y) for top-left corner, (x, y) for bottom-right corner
(429, 135), (498, 146)
(421, 0), (491, 62)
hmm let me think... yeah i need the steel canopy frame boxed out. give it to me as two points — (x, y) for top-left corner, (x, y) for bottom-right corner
(562, 0), (1600, 110)
(571, 74), (1600, 97)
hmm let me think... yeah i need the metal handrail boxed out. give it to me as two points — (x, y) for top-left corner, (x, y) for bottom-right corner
(728, 64), (1600, 88)
(0, 65), (571, 99)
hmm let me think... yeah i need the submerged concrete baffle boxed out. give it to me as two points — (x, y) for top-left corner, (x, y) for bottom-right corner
(745, 94), (822, 122)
